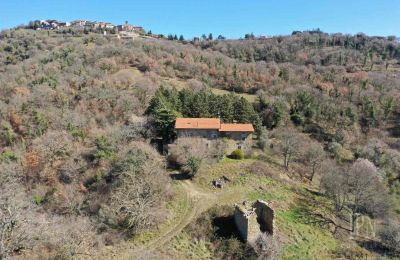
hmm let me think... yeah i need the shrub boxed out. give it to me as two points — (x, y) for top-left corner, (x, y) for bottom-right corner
(230, 149), (244, 160)
(257, 127), (269, 151)
(185, 156), (202, 177)
(1, 127), (14, 146)
(0, 150), (17, 163)
(94, 136), (117, 161)
(34, 195), (45, 205)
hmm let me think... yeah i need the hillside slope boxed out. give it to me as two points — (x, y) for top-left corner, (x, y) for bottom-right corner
(0, 28), (399, 259)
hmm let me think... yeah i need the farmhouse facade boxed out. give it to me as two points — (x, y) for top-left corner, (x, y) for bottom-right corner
(175, 118), (254, 152)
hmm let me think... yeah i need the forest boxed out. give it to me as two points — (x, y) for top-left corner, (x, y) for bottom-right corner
(0, 27), (399, 259)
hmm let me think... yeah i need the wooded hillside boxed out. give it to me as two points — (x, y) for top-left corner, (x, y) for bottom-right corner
(0, 28), (399, 258)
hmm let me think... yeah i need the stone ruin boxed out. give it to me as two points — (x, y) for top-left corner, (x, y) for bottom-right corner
(234, 200), (275, 245)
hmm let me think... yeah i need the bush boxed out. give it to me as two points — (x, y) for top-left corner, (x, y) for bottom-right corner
(94, 136), (117, 161)
(230, 149), (244, 160)
(185, 156), (202, 177)
(257, 127), (269, 151)
(0, 150), (17, 163)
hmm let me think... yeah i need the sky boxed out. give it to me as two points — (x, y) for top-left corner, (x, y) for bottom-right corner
(1, 0), (399, 39)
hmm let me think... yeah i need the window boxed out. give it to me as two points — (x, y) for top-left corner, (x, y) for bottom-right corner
(241, 133), (247, 141)
(211, 133), (218, 139)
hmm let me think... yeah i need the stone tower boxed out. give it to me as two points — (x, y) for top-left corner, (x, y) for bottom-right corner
(234, 200), (275, 245)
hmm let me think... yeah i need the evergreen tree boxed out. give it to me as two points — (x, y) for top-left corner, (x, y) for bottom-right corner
(153, 107), (180, 142)
(179, 88), (195, 116)
(219, 94), (235, 122)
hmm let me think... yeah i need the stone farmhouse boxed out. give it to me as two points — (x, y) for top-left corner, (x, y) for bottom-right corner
(175, 118), (254, 152)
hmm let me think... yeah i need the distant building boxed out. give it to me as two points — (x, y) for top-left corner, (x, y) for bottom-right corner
(117, 21), (143, 32)
(71, 20), (87, 27)
(84, 21), (100, 29)
(97, 22), (114, 29)
(32, 20), (71, 30)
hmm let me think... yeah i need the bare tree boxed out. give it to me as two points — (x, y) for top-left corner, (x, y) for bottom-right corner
(0, 200), (29, 259)
(321, 159), (389, 233)
(0, 163), (34, 259)
(304, 142), (325, 181)
(32, 130), (73, 167)
(320, 160), (347, 212)
(106, 142), (169, 235)
(168, 137), (225, 172)
(274, 128), (304, 170)
(347, 159), (389, 233)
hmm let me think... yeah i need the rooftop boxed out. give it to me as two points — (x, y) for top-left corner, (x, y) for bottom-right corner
(220, 123), (254, 132)
(175, 118), (254, 132)
(175, 118), (221, 130)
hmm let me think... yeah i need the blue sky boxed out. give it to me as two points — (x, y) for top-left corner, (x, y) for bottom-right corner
(1, 0), (399, 38)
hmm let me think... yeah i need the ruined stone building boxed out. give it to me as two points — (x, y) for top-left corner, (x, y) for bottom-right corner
(234, 200), (275, 244)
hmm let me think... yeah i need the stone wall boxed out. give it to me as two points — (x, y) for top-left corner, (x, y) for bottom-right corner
(234, 206), (250, 241)
(177, 129), (219, 139)
(254, 200), (275, 234)
(176, 129), (252, 154)
(234, 200), (275, 245)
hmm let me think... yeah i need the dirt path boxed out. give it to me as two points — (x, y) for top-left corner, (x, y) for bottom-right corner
(99, 180), (219, 260)
(141, 181), (217, 251)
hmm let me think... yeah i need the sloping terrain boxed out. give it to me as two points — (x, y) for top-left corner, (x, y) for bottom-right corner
(0, 28), (399, 259)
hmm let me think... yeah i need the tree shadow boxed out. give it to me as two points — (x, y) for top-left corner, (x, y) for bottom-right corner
(292, 191), (351, 233)
(212, 214), (244, 241)
(169, 172), (191, 180)
(356, 239), (399, 257)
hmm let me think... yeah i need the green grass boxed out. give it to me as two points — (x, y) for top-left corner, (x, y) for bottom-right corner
(161, 156), (374, 259)
(0, 150), (17, 162)
(161, 77), (257, 103)
(210, 88), (257, 103)
(246, 184), (290, 203)
(279, 207), (338, 260)
(167, 232), (214, 259)
(195, 158), (255, 189)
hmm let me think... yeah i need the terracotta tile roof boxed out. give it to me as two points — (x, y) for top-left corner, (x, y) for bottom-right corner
(220, 123), (254, 132)
(175, 118), (221, 129)
(175, 118), (254, 133)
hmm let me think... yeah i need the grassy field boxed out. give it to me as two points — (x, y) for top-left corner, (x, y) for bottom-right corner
(210, 88), (257, 103)
(160, 76), (258, 103)
(158, 156), (374, 259)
